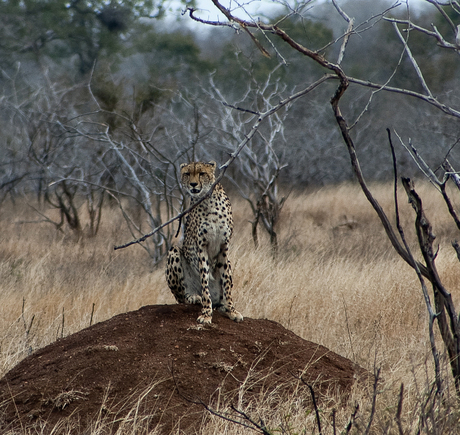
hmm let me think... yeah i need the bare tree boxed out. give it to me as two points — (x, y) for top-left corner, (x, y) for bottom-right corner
(194, 70), (290, 251)
(0, 65), (185, 258)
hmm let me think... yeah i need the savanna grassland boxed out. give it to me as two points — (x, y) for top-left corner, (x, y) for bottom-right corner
(1, 181), (460, 434)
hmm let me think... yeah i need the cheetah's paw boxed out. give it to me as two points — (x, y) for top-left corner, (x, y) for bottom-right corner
(218, 306), (243, 322)
(228, 310), (243, 323)
(197, 314), (212, 324)
(185, 294), (202, 305)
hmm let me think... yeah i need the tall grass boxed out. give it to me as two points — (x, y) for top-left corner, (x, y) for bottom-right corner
(1, 180), (460, 433)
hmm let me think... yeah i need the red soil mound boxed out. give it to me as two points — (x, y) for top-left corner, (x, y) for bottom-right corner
(0, 304), (366, 434)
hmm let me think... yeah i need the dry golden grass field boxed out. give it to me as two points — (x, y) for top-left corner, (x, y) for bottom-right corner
(1, 181), (460, 433)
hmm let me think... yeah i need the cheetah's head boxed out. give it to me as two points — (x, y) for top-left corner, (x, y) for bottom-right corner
(180, 161), (216, 198)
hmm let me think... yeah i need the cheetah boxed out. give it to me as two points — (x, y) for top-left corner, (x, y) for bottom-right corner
(165, 161), (243, 324)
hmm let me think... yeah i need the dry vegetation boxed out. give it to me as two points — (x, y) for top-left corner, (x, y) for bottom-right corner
(1, 180), (460, 433)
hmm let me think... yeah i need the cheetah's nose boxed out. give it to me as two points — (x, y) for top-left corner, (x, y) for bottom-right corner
(189, 182), (200, 194)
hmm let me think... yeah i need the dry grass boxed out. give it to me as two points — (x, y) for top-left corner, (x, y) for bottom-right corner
(1, 180), (460, 433)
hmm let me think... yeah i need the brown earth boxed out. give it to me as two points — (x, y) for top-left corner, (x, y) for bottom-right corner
(0, 304), (367, 434)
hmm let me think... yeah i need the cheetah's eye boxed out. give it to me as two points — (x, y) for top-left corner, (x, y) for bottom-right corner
(199, 172), (206, 176)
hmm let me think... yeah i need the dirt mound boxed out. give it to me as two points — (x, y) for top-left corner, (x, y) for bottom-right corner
(0, 305), (365, 434)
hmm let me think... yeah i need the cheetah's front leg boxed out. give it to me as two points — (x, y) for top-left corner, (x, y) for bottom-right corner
(166, 246), (202, 305)
(217, 249), (243, 322)
(197, 250), (213, 324)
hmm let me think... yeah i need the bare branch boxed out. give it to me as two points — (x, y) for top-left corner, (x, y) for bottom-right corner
(184, 7), (239, 30)
(349, 45), (406, 130)
(391, 22), (434, 97)
(344, 76), (460, 119)
(426, 0), (457, 35)
(332, 0), (355, 65)
(384, 17), (459, 51)
(393, 132), (442, 189)
(443, 160), (460, 190)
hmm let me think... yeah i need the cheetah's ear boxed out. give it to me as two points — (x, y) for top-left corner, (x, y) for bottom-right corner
(208, 161), (217, 169)
(180, 163), (187, 169)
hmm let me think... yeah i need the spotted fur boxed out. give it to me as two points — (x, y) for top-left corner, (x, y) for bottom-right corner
(165, 161), (243, 324)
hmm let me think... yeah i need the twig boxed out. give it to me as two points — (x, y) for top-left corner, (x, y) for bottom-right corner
(349, 25), (406, 130)
(22, 299), (34, 335)
(344, 403), (359, 434)
(306, 383), (322, 435)
(393, 21), (437, 98)
(396, 383), (404, 435)
(364, 367), (381, 435)
(332, 0), (355, 65)
(230, 405), (272, 435)
(184, 7), (239, 30)
(222, 101), (260, 115)
(90, 303), (95, 326)
(342, 295), (356, 362)
(441, 160), (460, 232)
(61, 307), (65, 339)
(295, 374), (323, 434)
(443, 159), (460, 189)
(440, 181), (460, 232)
(394, 133), (442, 190)
(384, 17), (458, 50)
(426, 0), (457, 35)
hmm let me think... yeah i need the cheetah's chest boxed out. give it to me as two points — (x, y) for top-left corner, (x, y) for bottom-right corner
(183, 195), (232, 260)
